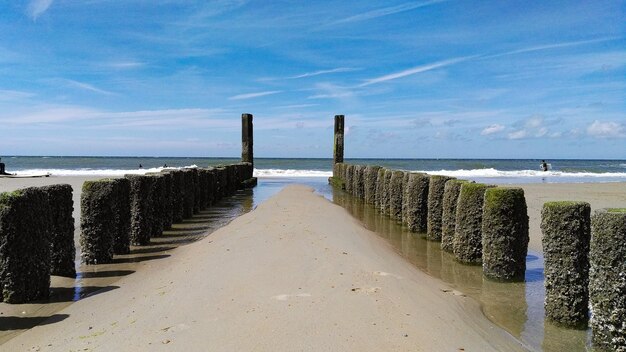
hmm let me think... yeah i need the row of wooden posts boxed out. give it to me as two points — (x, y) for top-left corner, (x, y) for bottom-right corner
(330, 163), (626, 351)
(0, 113), (257, 305)
(0, 163), (255, 304)
(330, 114), (625, 351)
(330, 163), (529, 279)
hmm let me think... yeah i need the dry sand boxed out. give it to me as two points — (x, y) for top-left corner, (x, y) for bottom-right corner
(2, 185), (527, 351)
(512, 182), (626, 253)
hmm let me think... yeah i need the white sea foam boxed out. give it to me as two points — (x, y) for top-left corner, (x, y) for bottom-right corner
(9, 167), (626, 180)
(253, 169), (332, 178)
(420, 168), (626, 179)
(12, 165), (199, 177)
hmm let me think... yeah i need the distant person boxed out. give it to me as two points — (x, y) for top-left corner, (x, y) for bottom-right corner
(0, 157), (9, 175)
(541, 160), (548, 172)
(163, 163), (168, 168)
(139, 164), (143, 169)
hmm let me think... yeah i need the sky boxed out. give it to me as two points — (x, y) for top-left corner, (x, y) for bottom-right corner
(0, 0), (625, 159)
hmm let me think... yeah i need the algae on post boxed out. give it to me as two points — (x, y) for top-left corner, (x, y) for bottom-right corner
(481, 187), (529, 281)
(541, 201), (590, 328)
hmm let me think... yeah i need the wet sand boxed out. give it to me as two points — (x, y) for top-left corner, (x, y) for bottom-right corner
(2, 185), (527, 351)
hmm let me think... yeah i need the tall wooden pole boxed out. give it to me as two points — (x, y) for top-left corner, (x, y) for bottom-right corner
(241, 113), (253, 167)
(333, 115), (344, 164)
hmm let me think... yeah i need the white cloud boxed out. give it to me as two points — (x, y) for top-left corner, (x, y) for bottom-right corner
(62, 79), (115, 95)
(228, 90), (281, 100)
(0, 90), (35, 101)
(587, 120), (626, 138)
(103, 61), (145, 69)
(360, 57), (472, 86)
(508, 130), (527, 140)
(287, 67), (359, 79)
(332, 0), (447, 25)
(485, 37), (621, 59)
(307, 83), (356, 100)
(27, 0), (53, 20)
(481, 124), (505, 136)
(525, 116), (543, 128)
(504, 115), (559, 139)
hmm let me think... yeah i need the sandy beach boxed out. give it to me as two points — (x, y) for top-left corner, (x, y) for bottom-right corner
(1, 177), (625, 350)
(2, 184), (527, 351)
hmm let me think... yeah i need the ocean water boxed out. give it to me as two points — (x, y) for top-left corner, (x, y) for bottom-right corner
(2, 156), (626, 183)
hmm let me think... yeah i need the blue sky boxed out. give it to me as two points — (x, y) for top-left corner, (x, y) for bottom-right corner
(1, 0), (625, 158)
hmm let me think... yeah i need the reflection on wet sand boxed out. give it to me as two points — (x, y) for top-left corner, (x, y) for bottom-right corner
(332, 187), (590, 352)
(0, 188), (258, 344)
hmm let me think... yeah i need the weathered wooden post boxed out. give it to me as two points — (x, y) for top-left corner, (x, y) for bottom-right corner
(381, 169), (394, 215)
(81, 180), (117, 263)
(590, 208), (626, 350)
(333, 115), (344, 166)
(441, 179), (470, 253)
(0, 187), (50, 303)
(242, 113), (254, 167)
(353, 165), (365, 198)
(453, 183), (492, 264)
(375, 168), (387, 210)
(40, 184), (76, 277)
(427, 175), (454, 241)
(112, 178), (131, 254)
(389, 170), (405, 221)
(126, 175), (154, 246)
(403, 173), (430, 233)
(482, 187), (529, 281)
(364, 165), (381, 204)
(541, 201), (590, 328)
(345, 164), (354, 194)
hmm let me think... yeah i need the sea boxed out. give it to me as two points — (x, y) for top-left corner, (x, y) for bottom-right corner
(3, 156), (626, 183)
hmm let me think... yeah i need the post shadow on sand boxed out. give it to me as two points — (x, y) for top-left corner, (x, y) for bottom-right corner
(77, 270), (135, 279)
(163, 226), (211, 233)
(111, 254), (170, 264)
(156, 232), (207, 239)
(46, 285), (121, 303)
(129, 246), (177, 255)
(152, 238), (203, 246)
(0, 314), (70, 331)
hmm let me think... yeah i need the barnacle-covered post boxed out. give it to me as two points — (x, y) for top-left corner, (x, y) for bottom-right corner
(403, 173), (430, 233)
(541, 201), (590, 328)
(427, 175), (454, 241)
(481, 187), (529, 281)
(441, 179), (470, 253)
(453, 183), (492, 264)
(589, 208), (626, 351)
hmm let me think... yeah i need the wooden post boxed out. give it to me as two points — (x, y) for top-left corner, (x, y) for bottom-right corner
(241, 113), (254, 167)
(333, 115), (344, 164)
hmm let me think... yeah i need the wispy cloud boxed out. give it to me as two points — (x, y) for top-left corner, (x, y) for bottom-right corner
(485, 37), (621, 59)
(307, 83), (356, 100)
(0, 90), (35, 101)
(481, 124), (505, 136)
(228, 90), (282, 100)
(27, 0), (53, 20)
(62, 79), (116, 95)
(102, 61), (145, 69)
(587, 120), (625, 138)
(360, 57), (472, 86)
(331, 0), (447, 25)
(287, 67), (360, 79)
